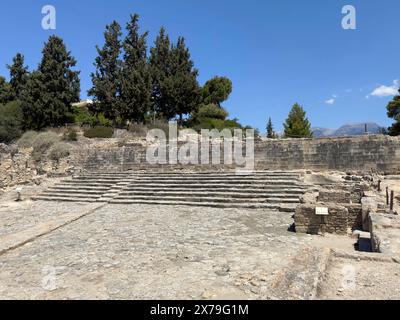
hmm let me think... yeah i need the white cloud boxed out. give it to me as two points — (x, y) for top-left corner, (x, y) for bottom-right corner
(325, 98), (335, 105)
(371, 80), (399, 97)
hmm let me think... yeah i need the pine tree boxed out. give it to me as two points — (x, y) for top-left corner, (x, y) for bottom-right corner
(387, 88), (400, 136)
(89, 21), (122, 121)
(202, 76), (233, 107)
(283, 103), (313, 138)
(7, 53), (29, 100)
(21, 36), (80, 130)
(165, 37), (201, 122)
(119, 14), (152, 124)
(149, 27), (172, 120)
(267, 117), (275, 139)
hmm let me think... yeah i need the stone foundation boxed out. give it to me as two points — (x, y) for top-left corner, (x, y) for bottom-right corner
(295, 204), (362, 235)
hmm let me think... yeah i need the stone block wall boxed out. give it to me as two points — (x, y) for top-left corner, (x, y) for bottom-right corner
(295, 204), (363, 235)
(76, 135), (400, 173)
(254, 135), (400, 173)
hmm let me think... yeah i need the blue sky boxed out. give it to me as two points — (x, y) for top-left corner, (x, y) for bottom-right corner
(0, 0), (399, 132)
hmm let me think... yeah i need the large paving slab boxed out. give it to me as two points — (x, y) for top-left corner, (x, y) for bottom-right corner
(0, 202), (319, 300)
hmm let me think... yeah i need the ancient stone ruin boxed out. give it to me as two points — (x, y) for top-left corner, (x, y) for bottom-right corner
(1, 134), (400, 299)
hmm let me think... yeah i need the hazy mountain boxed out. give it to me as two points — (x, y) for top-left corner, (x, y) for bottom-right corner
(312, 123), (384, 138)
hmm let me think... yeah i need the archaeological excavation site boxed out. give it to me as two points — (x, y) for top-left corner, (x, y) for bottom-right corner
(1, 134), (399, 300)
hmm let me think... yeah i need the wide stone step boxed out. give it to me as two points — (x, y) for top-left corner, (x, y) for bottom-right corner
(126, 177), (299, 182)
(117, 191), (301, 199)
(112, 195), (300, 204)
(32, 196), (102, 203)
(46, 189), (108, 195)
(39, 192), (102, 199)
(49, 186), (111, 192)
(124, 180), (300, 186)
(108, 199), (285, 209)
(121, 187), (306, 194)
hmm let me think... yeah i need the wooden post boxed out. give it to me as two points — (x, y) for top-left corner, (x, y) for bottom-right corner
(390, 191), (395, 212)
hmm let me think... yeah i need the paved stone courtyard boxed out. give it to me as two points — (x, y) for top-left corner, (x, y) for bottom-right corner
(0, 196), (399, 300)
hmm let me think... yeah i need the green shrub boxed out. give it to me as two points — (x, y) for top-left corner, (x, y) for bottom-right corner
(48, 142), (72, 161)
(70, 106), (112, 127)
(192, 118), (242, 132)
(0, 101), (23, 144)
(195, 104), (229, 121)
(84, 126), (114, 139)
(63, 128), (78, 141)
(31, 132), (60, 161)
(17, 130), (38, 148)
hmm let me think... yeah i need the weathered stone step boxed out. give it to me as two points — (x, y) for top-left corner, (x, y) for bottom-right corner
(32, 196), (102, 203)
(117, 191), (301, 199)
(39, 192), (102, 199)
(108, 199), (285, 210)
(124, 179), (301, 186)
(77, 171), (300, 176)
(49, 186), (111, 192)
(112, 195), (300, 204)
(121, 187), (306, 194)
(47, 189), (108, 195)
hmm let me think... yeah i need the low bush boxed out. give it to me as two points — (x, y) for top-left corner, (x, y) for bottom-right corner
(48, 142), (72, 161)
(195, 104), (229, 121)
(63, 128), (78, 141)
(17, 130), (38, 148)
(31, 132), (60, 161)
(70, 106), (112, 127)
(84, 126), (114, 139)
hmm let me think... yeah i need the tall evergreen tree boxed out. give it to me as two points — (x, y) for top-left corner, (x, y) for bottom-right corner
(149, 27), (172, 119)
(7, 53), (29, 100)
(164, 37), (201, 122)
(266, 117), (275, 139)
(387, 88), (400, 136)
(89, 21), (122, 121)
(0, 76), (12, 104)
(20, 36), (80, 130)
(283, 103), (313, 138)
(120, 14), (152, 124)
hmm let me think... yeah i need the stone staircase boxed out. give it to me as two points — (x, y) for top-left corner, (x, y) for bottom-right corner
(32, 171), (307, 211)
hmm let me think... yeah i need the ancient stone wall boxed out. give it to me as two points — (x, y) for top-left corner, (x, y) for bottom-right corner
(255, 135), (400, 173)
(295, 204), (363, 235)
(78, 135), (400, 173)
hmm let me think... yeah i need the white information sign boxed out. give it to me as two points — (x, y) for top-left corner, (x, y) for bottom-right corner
(315, 207), (329, 216)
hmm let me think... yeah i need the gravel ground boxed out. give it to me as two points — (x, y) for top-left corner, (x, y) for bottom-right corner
(318, 256), (400, 300)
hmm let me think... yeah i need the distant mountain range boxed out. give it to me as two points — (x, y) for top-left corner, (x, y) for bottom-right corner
(312, 123), (384, 138)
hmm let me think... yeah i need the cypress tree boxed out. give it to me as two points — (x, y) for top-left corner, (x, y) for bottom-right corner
(166, 37), (201, 122)
(283, 103), (313, 138)
(267, 117), (275, 139)
(7, 53), (29, 100)
(89, 21), (122, 121)
(149, 27), (172, 120)
(120, 14), (152, 124)
(21, 36), (80, 130)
